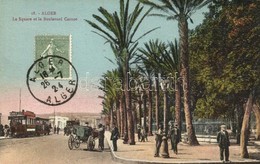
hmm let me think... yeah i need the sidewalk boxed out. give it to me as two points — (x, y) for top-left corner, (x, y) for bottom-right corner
(105, 131), (260, 164)
(0, 136), (11, 140)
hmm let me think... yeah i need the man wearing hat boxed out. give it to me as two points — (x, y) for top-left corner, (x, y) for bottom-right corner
(97, 123), (105, 151)
(154, 123), (164, 157)
(168, 121), (180, 154)
(110, 123), (119, 151)
(85, 122), (92, 137)
(217, 124), (230, 162)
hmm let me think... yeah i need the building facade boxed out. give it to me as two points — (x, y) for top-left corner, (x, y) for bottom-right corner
(49, 116), (69, 130)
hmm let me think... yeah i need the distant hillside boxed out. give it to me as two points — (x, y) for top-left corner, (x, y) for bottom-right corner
(37, 112), (101, 120)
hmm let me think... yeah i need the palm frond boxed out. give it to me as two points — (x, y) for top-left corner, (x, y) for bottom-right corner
(132, 27), (160, 43)
(86, 20), (117, 44)
(129, 7), (153, 43)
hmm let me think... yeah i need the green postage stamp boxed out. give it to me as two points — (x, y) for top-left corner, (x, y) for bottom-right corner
(35, 35), (72, 79)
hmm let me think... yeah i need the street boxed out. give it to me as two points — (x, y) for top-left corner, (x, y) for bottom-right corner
(0, 132), (120, 164)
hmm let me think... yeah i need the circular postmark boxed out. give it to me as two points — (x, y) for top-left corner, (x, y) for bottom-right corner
(26, 55), (78, 106)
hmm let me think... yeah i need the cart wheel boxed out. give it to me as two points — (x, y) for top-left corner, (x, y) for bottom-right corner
(87, 136), (95, 151)
(74, 136), (80, 148)
(68, 135), (74, 150)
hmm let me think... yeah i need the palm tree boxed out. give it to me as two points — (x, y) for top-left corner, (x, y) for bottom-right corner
(159, 40), (182, 135)
(128, 68), (143, 133)
(99, 70), (121, 130)
(138, 39), (167, 130)
(137, 60), (153, 136)
(87, 0), (158, 145)
(139, 0), (212, 145)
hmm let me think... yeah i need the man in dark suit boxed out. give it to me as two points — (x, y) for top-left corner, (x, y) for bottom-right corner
(168, 122), (180, 154)
(98, 123), (105, 151)
(217, 125), (230, 162)
(154, 123), (164, 157)
(110, 123), (119, 151)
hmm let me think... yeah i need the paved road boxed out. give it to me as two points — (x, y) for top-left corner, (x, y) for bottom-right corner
(0, 133), (120, 164)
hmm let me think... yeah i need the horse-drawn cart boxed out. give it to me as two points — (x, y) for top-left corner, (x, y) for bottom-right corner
(68, 125), (98, 151)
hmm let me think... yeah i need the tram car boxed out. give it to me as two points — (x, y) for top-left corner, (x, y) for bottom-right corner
(35, 117), (51, 135)
(8, 110), (50, 137)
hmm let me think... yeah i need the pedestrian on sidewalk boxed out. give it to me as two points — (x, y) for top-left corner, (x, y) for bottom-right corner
(141, 126), (146, 142)
(123, 131), (128, 144)
(0, 124), (4, 136)
(4, 125), (10, 138)
(54, 125), (56, 134)
(57, 126), (60, 134)
(64, 126), (67, 136)
(154, 123), (164, 157)
(145, 125), (148, 141)
(110, 123), (119, 151)
(98, 123), (105, 151)
(168, 121), (180, 154)
(217, 124), (230, 162)
(137, 124), (141, 142)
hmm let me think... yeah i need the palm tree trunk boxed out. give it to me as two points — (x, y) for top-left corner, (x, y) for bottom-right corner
(116, 100), (121, 136)
(138, 90), (142, 126)
(143, 91), (147, 131)
(175, 77), (181, 135)
(155, 74), (160, 130)
(178, 16), (199, 146)
(148, 83), (153, 136)
(240, 92), (254, 158)
(125, 59), (135, 145)
(120, 96), (125, 137)
(133, 108), (137, 132)
(110, 101), (114, 129)
(163, 90), (169, 134)
(124, 95), (128, 136)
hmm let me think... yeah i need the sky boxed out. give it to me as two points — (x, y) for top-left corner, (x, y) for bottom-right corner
(0, 0), (208, 116)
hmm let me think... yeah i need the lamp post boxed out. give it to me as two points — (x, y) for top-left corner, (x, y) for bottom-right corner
(160, 79), (169, 158)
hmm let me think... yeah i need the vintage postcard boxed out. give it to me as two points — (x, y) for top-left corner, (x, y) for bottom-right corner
(0, 0), (259, 164)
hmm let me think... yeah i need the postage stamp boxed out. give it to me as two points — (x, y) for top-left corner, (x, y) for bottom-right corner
(35, 35), (72, 79)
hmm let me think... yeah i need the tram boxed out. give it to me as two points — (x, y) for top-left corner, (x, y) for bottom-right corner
(35, 117), (51, 135)
(8, 110), (50, 137)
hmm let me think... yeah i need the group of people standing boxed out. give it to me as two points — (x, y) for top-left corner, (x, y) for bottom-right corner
(154, 121), (230, 162)
(0, 124), (10, 137)
(108, 121), (231, 162)
(137, 124), (148, 142)
(97, 123), (105, 151)
(154, 121), (180, 157)
(53, 125), (60, 134)
(85, 122), (106, 151)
